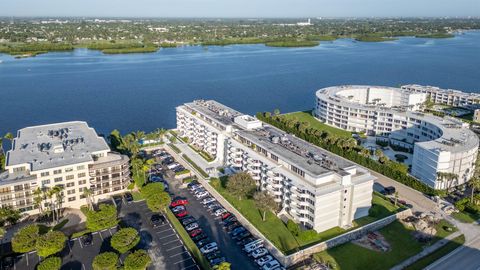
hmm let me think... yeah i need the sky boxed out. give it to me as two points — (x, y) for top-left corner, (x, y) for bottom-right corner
(1, 0), (479, 18)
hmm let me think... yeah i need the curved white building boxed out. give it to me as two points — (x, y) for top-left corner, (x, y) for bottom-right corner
(315, 85), (479, 189)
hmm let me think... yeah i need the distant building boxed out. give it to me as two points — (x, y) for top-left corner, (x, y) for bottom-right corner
(297, 19), (313, 26)
(401, 84), (480, 108)
(0, 121), (130, 214)
(315, 85), (479, 189)
(474, 109), (480, 123)
(177, 100), (374, 232)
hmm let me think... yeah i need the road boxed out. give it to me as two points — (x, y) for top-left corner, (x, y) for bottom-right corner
(425, 234), (480, 270)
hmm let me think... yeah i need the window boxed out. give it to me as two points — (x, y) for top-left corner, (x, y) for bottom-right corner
(67, 189), (75, 195)
(291, 165), (305, 177)
(68, 197), (76, 202)
(271, 154), (278, 162)
(54, 177), (63, 183)
(78, 172), (86, 178)
(66, 175), (74, 180)
(65, 167), (73, 172)
(66, 182), (75, 188)
(40, 172), (50, 177)
(41, 180), (50, 185)
(53, 169), (62, 175)
(77, 165), (85, 170)
(78, 180), (87, 185)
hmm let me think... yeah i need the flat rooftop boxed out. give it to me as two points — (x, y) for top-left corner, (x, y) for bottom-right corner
(181, 100), (243, 127)
(402, 84), (480, 99)
(236, 124), (355, 177)
(6, 121), (110, 171)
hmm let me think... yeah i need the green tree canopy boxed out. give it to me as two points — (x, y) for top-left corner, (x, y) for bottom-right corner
(92, 252), (118, 270)
(36, 231), (67, 257)
(226, 172), (256, 200)
(140, 182), (165, 199)
(253, 191), (278, 221)
(123, 249), (152, 270)
(12, 224), (39, 253)
(111, 227), (140, 254)
(86, 204), (119, 232)
(146, 191), (171, 212)
(214, 262), (231, 270)
(37, 256), (61, 270)
(0, 205), (21, 226)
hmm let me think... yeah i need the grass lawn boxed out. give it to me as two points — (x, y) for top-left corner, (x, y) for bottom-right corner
(211, 180), (400, 254)
(165, 209), (212, 270)
(282, 111), (352, 138)
(451, 211), (480, 223)
(405, 235), (465, 270)
(354, 192), (403, 226)
(314, 221), (423, 270)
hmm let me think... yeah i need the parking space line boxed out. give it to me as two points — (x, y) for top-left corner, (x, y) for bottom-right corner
(25, 253), (29, 266)
(182, 265), (199, 270)
(155, 223), (170, 228)
(98, 232), (104, 241)
(170, 250), (189, 257)
(166, 245), (184, 251)
(78, 238), (84, 249)
(162, 239), (181, 246)
(82, 263), (86, 270)
(174, 258), (194, 265)
(158, 233), (176, 240)
(156, 228), (173, 234)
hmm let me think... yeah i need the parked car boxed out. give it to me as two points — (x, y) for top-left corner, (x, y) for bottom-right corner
(171, 199), (189, 207)
(167, 163), (181, 170)
(210, 257), (226, 266)
(189, 229), (203, 237)
(245, 242), (264, 253)
(251, 248), (268, 259)
(193, 188), (206, 195)
(150, 214), (166, 227)
(233, 231), (251, 240)
(214, 208), (227, 217)
(237, 237), (256, 246)
(192, 233), (208, 242)
(221, 212), (232, 220)
(2, 257), (14, 270)
(256, 255), (273, 267)
(262, 260), (280, 270)
(196, 238), (211, 247)
(201, 197), (216, 205)
(200, 242), (218, 254)
(187, 180), (199, 188)
(207, 202), (222, 210)
(225, 222), (241, 231)
(382, 186), (396, 195)
(185, 222), (199, 231)
(175, 210), (188, 218)
(189, 184), (202, 191)
(171, 205), (186, 213)
(195, 191), (209, 199)
(205, 251), (222, 261)
(124, 192), (133, 203)
(231, 226), (246, 236)
(181, 216), (196, 226)
(81, 233), (93, 246)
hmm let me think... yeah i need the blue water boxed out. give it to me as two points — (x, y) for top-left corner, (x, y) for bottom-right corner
(1, 31), (480, 136)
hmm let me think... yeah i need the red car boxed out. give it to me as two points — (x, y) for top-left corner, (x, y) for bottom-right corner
(170, 199), (189, 208)
(189, 229), (203, 237)
(221, 212), (232, 220)
(175, 210), (188, 218)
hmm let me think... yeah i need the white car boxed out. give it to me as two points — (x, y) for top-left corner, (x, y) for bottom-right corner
(185, 222), (199, 231)
(195, 191), (209, 199)
(200, 242), (218, 254)
(171, 205), (186, 213)
(201, 197), (216, 205)
(256, 255), (273, 267)
(193, 188), (206, 195)
(244, 242), (263, 253)
(262, 260), (280, 270)
(251, 247), (268, 259)
(214, 208), (227, 217)
(167, 163), (180, 170)
(189, 184), (202, 191)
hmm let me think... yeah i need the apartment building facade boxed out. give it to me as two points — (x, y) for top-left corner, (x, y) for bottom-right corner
(0, 121), (130, 214)
(401, 84), (480, 107)
(315, 85), (479, 189)
(177, 100), (375, 232)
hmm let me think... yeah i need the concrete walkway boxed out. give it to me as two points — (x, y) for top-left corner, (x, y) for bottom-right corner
(390, 231), (463, 270)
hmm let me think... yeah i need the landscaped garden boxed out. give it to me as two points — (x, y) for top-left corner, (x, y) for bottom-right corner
(281, 111), (352, 138)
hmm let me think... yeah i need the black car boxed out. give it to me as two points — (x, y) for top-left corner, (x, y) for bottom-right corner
(81, 233), (93, 246)
(196, 238), (211, 247)
(231, 226), (246, 236)
(237, 237), (256, 246)
(191, 233), (208, 242)
(225, 222), (241, 232)
(2, 257), (14, 270)
(223, 220), (239, 228)
(223, 216), (237, 224)
(233, 230), (251, 240)
(187, 180), (199, 188)
(124, 192), (133, 203)
(205, 251), (222, 261)
(210, 257), (226, 266)
(150, 214), (166, 227)
(382, 186), (396, 195)
(181, 217), (196, 226)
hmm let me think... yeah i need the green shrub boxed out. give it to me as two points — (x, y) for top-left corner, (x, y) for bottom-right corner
(123, 249), (151, 270)
(111, 228), (140, 254)
(92, 252), (118, 270)
(12, 224), (39, 253)
(36, 231), (67, 257)
(71, 230), (90, 239)
(85, 204), (119, 232)
(37, 256), (61, 270)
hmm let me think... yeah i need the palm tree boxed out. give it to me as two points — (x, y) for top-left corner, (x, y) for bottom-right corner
(46, 188), (55, 223)
(33, 187), (45, 215)
(83, 188), (94, 210)
(142, 158), (155, 181)
(468, 177), (480, 204)
(3, 132), (13, 143)
(51, 185), (64, 223)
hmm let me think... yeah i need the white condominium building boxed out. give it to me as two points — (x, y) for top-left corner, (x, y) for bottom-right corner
(315, 85), (479, 189)
(0, 121), (130, 214)
(177, 100), (375, 232)
(401, 84), (480, 107)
